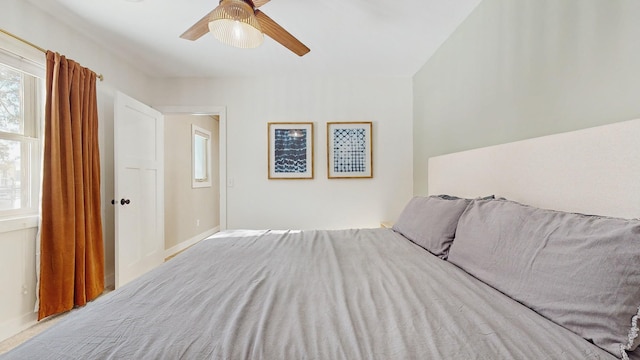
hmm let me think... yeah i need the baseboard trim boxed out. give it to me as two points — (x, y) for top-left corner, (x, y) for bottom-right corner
(0, 311), (38, 343)
(104, 272), (115, 290)
(164, 226), (219, 259)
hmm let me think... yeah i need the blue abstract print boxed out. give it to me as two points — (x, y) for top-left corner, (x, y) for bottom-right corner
(274, 129), (307, 173)
(333, 128), (366, 173)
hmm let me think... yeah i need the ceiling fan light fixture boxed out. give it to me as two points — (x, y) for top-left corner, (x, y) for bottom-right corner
(209, 0), (264, 49)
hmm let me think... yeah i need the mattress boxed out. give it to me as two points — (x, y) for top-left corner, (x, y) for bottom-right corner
(1, 229), (618, 359)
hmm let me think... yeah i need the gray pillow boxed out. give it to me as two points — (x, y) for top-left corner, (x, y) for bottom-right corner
(447, 199), (640, 359)
(392, 195), (470, 259)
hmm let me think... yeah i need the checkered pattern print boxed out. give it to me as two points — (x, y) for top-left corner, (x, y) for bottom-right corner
(333, 128), (366, 173)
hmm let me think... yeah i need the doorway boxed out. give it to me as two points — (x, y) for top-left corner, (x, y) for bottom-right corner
(158, 106), (227, 258)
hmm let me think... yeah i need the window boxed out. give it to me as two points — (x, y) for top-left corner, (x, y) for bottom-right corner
(0, 61), (42, 215)
(192, 124), (212, 188)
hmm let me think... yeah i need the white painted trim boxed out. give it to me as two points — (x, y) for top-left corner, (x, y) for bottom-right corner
(0, 311), (38, 343)
(164, 226), (219, 259)
(155, 106), (227, 231)
(0, 215), (38, 234)
(104, 272), (115, 290)
(0, 31), (45, 78)
(191, 124), (213, 188)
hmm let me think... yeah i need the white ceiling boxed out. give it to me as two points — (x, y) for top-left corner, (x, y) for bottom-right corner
(25, 0), (481, 78)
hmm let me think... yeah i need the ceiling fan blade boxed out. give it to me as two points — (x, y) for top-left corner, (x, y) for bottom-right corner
(252, 0), (270, 8)
(180, 9), (215, 41)
(255, 10), (310, 56)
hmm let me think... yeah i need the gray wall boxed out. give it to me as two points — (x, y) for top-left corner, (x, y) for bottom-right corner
(413, 0), (640, 195)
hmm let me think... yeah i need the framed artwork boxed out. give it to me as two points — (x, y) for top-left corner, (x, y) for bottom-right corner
(327, 122), (373, 179)
(268, 122), (314, 179)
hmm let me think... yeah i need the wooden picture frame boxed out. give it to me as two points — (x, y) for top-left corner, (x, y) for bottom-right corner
(268, 122), (314, 179)
(327, 122), (373, 179)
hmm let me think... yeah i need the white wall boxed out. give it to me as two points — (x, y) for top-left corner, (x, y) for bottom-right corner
(413, 0), (640, 195)
(152, 76), (414, 230)
(1, 0), (154, 341)
(2, 0), (414, 343)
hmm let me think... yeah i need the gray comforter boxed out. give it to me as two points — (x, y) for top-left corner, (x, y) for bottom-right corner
(2, 229), (618, 359)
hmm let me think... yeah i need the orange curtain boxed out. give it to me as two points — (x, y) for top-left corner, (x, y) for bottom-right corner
(39, 51), (104, 320)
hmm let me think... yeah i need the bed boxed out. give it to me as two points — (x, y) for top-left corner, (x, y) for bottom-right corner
(2, 119), (639, 360)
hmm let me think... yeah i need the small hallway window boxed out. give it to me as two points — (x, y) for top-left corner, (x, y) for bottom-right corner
(192, 124), (212, 188)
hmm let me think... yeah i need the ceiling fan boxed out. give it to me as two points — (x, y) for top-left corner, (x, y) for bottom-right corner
(180, 0), (310, 56)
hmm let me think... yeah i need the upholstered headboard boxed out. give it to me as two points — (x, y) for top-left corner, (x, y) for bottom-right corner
(428, 118), (640, 219)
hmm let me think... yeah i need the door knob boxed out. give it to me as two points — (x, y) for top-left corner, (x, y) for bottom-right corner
(120, 198), (131, 205)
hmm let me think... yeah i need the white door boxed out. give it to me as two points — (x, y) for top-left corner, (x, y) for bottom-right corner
(114, 92), (164, 288)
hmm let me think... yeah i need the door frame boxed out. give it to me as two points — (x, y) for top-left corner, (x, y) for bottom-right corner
(156, 106), (227, 230)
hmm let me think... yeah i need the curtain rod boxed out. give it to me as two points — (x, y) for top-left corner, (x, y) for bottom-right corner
(0, 28), (104, 81)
